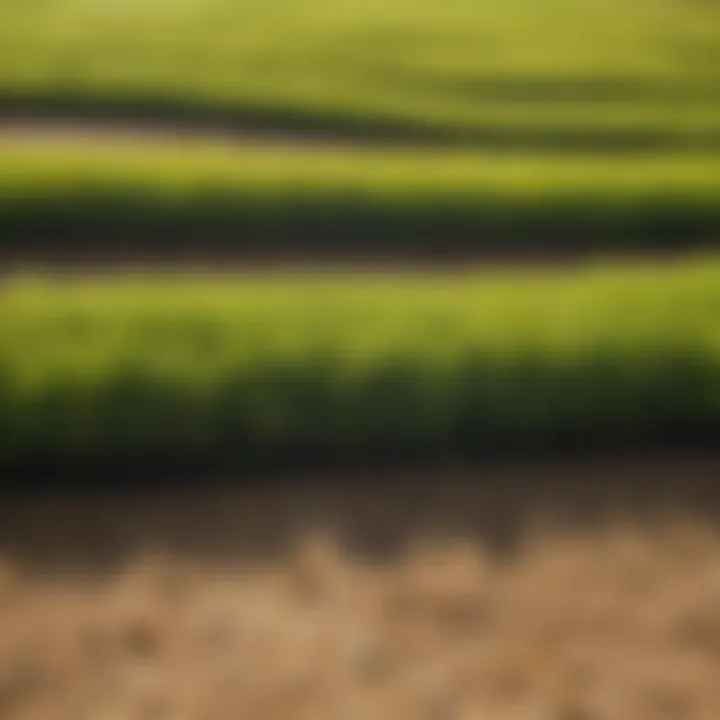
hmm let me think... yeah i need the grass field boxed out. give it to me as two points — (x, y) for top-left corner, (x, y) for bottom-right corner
(1, 0), (720, 149)
(1, 0), (719, 465)
(1, 136), (719, 253)
(2, 0), (720, 252)
(2, 256), (719, 472)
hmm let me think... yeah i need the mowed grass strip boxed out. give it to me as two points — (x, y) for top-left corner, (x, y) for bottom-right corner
(1, 256), (719, 471)
(1, 0), (720, 149)
(1, 139), (720, 251)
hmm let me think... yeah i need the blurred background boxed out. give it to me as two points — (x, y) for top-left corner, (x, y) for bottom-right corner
(1, 0), (720, 717)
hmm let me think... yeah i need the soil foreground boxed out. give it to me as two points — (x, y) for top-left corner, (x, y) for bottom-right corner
(1, 455), (720, 720)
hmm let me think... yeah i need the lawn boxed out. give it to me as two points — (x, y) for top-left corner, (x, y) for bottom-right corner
(2, 256), (719, 471)
(2, 0), (719, 252)
(1, 137), (719, 252)
(1, 0), (719, 149)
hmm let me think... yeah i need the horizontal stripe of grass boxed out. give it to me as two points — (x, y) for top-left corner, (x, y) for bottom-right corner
(2, 141), (720, 251)
(1, 256), (720, 472)
(1, 0), (719, 149)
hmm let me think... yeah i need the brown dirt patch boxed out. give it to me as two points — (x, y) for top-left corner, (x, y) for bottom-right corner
(0, 457), (719, 719)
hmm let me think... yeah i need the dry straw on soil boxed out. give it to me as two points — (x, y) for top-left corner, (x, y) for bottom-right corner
(1, 522), (720, 719)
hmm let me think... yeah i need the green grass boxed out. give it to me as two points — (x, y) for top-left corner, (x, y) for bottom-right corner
(1, 0), (719, 149)
(1, 137), (720, 251)
(2, 0), (720, 251)
(2, 256), (720, 472)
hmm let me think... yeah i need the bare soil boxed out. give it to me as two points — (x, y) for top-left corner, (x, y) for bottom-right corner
(0, 456), (719, 719)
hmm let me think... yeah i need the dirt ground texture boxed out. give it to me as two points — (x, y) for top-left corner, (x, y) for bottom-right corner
(1, 457), (720, 720)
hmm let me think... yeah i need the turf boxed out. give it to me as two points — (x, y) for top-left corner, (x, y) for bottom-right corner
(1, 0), (719, 149)
(1, 256), (719, 472)
(1, 138), (719, 253)
(2, 0), (720, 252)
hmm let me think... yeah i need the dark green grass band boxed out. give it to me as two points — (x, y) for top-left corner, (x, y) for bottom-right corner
(2, 257), (719, 472)
(2, 142), (720, 255)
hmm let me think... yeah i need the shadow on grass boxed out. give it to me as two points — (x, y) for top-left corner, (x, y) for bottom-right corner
(2, 92), (720, 151)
